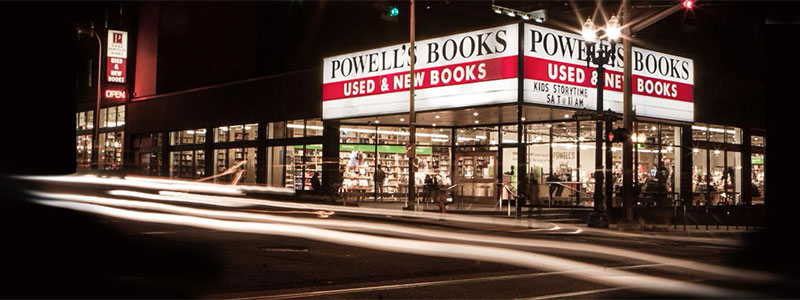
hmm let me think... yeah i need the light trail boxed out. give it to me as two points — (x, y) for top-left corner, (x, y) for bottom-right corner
(20, 175), (753, 246)
(158, 191), (569, 232)
(29, 190), (777, 283)
(31, 198), (760, 299)
(18, 174), (246, 196)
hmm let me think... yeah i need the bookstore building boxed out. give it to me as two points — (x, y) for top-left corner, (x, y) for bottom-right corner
(79, 23), (766, 207)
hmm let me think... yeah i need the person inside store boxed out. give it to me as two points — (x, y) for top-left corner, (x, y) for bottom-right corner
(311, 172), (322, 193)
(656, 161), (669, 206)
(527, 173), (540, 208)
(547, 173), (563, 200)
(423, 174), (433, 202)
(374, 164), (386, 200)
(504, 165), (518, 192)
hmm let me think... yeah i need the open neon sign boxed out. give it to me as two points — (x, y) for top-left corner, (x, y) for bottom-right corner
(104, 88), (127, 100)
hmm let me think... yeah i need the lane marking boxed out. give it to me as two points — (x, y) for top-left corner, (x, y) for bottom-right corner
(221, 262), (686, 300)
(520, 287), (628, 300)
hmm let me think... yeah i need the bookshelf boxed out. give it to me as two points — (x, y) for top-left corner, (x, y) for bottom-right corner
(339, 144), (452, 196)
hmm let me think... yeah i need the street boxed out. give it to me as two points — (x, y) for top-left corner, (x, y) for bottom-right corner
(0, 175), (793, 299)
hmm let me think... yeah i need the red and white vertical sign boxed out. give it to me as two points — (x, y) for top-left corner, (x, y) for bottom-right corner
(106, 30), (127, 84)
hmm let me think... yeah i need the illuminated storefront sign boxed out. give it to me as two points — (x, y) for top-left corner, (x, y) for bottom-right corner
(104, 87), (128, 101)
(322, 24), (694, 122)
(522, 24), (694, 122)
(323, 24), (519, 120)
(106, 30), (128, 84)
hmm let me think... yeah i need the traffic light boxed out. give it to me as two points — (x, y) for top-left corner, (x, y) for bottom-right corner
(608, 127), (632, 143)
(380, 2), (400, 22)
(682, 0), (694, 9)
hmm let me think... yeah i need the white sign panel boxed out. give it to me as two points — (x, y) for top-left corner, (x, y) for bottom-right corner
(107, 30), (127, 58)
(323, 24), (519, 120)
(523, 24), (694, 122)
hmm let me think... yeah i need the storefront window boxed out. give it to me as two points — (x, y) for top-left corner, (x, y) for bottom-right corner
(170, 150), (205, 179)
(727, 127), (742, 145)
(99, 105), (125, 128)
(170, 128), (206, 145)
(415, 127), (435, 145)
(76, 111), (94, 131)
(578, 121), (595, 142)
(76, 134), (92, 169)
(99, 131), (124, 170)
(724, 151), (742, 204)
(751, 135), (765, 147)
(214, 147), (257, 184)
(708, 147), (725, 203)
(304, 144), (323, 191)
(339, 144), (376, 197)
(214, 124), (258, 142)
(287, 119), (305, 138)
(692, 125), (708, 142)
(429, 128), (451, 146)
(526, 123), (550, 143)
(660, 125), (679, 146)
(266, 121), (286, 139)
(377, 126), (407, 145)
(751, 153), (765, 204)
(709, 125), (726, 143)
(306, 119), (324, 137)
(340, 125), (376, 144)
(286, 145), (305, 190)
(527, 143), (549, 184)
(501, 125), (518, 144)
(456, 126), (498, 145)
(265, 146), (285, 187)
(139, 152), (162, 176)
(552, 122), (577, 143)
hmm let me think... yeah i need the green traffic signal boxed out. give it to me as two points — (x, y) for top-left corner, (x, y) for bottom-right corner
(388, 6), (399, 17)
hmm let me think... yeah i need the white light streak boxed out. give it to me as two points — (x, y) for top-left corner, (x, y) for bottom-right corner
(31, 198), (763, 299)
(30, 190), (777, 284)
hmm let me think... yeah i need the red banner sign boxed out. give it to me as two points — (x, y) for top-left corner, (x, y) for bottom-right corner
(107, 57), (126, 83)
(323, 56), (517, 101)
(524, 56), (693, 103)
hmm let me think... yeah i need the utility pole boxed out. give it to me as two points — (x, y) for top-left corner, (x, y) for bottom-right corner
(407, 0), (417, 210)
(622, 1), (687, 222)
(622, 0), (634, 221)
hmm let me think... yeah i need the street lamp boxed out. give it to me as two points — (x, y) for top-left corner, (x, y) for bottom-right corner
(77, 25), (103, 170)
(582, 15), (620, 228)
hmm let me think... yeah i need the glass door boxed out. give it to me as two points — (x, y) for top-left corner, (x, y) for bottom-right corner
(501, 147), (518, 200)
(455, 151), (497, 205)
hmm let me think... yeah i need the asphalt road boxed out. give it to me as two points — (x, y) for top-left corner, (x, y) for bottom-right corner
(1, 175), (796, 299)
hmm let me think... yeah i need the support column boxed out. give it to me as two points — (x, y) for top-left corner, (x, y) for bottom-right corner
(322, 120), (340, 196)
(161, 130), (170, 177)
(680, 125), (693, 207)
(742, 127), (752, 205)
(204, 126), (213, 179)
(256, 122), (267, 185)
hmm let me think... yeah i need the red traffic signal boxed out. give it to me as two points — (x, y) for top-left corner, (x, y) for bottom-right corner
(609, 127), (632, 142)
(682, 0), (694, 9)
